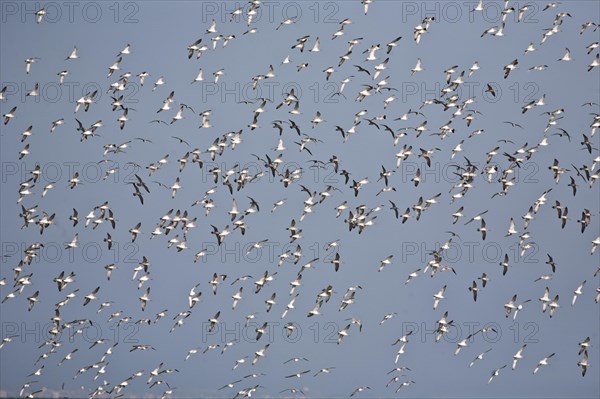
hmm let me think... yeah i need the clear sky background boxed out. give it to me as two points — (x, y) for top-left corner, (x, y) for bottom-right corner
(1, 1), (599, 398)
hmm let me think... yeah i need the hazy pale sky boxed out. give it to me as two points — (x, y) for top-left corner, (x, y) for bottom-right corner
(1, 1), (599, 398)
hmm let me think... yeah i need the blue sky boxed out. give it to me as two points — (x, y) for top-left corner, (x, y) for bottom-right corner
(1, 1), (599, 398)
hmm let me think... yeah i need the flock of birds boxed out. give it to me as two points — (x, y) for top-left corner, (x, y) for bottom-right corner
(1, 0), (599, 398)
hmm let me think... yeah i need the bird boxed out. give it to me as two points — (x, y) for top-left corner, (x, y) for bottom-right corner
(433, 285), (446, 310)
(3, 106), (17, 125)
(545, 254), (557, 273)
(549, 295), (560, 318)
(252, 344), (269, 365)
(513, 299), (531, 321)
(572, 281), (586, 305)
(208, 311), (220, 332)
(337, 324), (352, 344)
(533, 353), (555, 374)
(470, 349), (492, 368)
(281, 294), (298, 319)
(503, 59), (518, 78)
(24, 58), (39, 75)
(26, 290), (39, 311)
(504, 294), (518, 317)
(500, 254), (510, 276)
(558, 48), (573, 61)
(265, 292), (276, 312)
(488, 365), (507, 384)
(379, 312), (397, 325)
(129, 222), (141, 242)
(350, 386), (371, 397)
(539, 286), (552, 313)
(477, 219), (488, 240)
(378, 255), (394, 272)
(65, 46), (78, 60)
(512, 345), (527, 369)
(34, 8), (46, 23)
(83, 287), (100, 306)
(231, 287), (243, 310)
(139, 287), (150, 311)
(285, 370), (310, 379)
(468, 281), (479, 302)
(386, 36), (402, 53)
(577, 351), (589, 377)
(411, 58), (423, 75)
